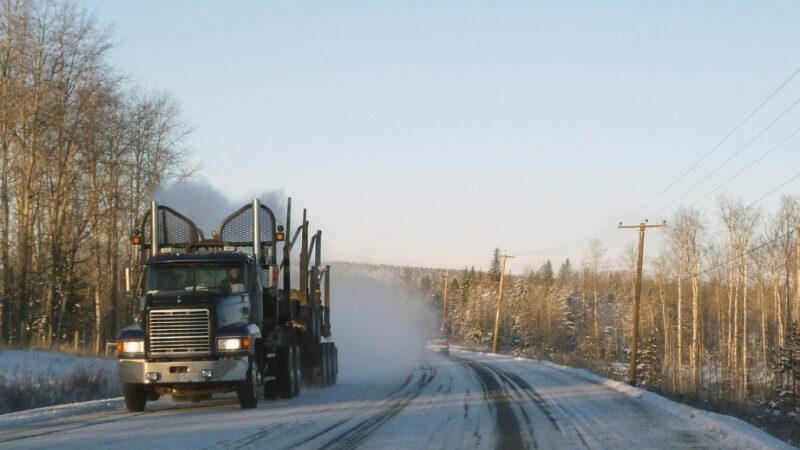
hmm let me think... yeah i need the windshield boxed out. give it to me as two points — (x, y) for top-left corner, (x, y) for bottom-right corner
(145, 263), (248, 294)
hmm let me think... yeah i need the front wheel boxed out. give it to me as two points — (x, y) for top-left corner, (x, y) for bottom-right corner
(237, 357), (260, 409)
(123, 383), (147, 412)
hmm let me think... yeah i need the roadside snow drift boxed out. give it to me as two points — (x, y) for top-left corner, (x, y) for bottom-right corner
(0, 350), (119, 414)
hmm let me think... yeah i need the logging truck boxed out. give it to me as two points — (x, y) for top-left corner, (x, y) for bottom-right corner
(116, 198), (337, 410)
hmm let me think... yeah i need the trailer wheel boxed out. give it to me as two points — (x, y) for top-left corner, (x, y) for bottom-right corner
(324, 343), (333, 386)
(309, 348), (323, 387)
(300, 350), (313, 387)
(237, 357), (259, 409)
(278, 346), (297, 398)
(123, 383), (147, 412)
(331, 345), (338, 385)
(293, 345), (302, 397)
(327, 344), (337, 386)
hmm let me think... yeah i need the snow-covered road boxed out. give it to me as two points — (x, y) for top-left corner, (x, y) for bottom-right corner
(0, 350), (791, 449)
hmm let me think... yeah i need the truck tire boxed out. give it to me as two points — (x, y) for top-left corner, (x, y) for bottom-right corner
(237, 357), (259, 409)
(331, 345), (338, 385)
(278, 346), (297, 398)
(123, 383), (147, 412)
(322, 343), (332, 386)
(293, 345), (302, 397)
(327, 344), (337, 386)
(309, 347), (323, 387)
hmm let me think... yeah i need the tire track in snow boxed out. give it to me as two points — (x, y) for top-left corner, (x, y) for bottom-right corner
(316, 363), (437, 450)
(0, 411), (147, 444)
(515, 361), (647, 448)
(215, 366), (431, 450)
(497, 357), (714, 449)
(497, 370), (592, 449)
(0, 398), (250, 447)
(456, 358), (527, 450)
(491, 367), (592, 449)
(210, 371), (417, 449)
(0, 398), (233, 445)
(496, 370), (560, 431)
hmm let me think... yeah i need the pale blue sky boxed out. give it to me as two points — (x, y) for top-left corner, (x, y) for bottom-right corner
(80, 1), (800, 272)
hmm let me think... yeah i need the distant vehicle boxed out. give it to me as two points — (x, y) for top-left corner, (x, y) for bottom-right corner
(426, 336), (449, 356)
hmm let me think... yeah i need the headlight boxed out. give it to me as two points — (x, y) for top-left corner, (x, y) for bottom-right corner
(118, 339), (144, 354)
(217, 337), (249, 351)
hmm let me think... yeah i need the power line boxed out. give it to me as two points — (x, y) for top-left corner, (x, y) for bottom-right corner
(517, 227), (618, 256)
(688, 125), (800, 207)
(746, 172), (800, 208)
(622, 65), (800, 223)
(687, 227), (797, 281)
(517, 172), (796, 263)
(520, 161), (797, 262)
(643, 174), (800, 283)
(654, 93), (800, 217)
(506, 67), (800, 262)
(516, 66), (800, 259)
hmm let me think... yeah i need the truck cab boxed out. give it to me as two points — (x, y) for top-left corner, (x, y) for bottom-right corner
(118, 252), (265, 410)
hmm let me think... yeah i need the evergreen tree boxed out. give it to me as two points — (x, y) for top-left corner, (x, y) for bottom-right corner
(539, 260), (554, 285)
(772, 322), (800, 408)
(508, 275), (530, 348)
(488, 248), (502, 282)
(639, 329), (661, 388)
(558, 259), (573, 284)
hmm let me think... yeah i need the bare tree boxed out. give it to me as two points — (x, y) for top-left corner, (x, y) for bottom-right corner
(0, 0), (192, 348)
(717, 195), (759, 398)
(585, 238), (607, 358)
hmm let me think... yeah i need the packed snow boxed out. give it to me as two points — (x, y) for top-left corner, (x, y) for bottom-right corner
(0, 349), (792, 449)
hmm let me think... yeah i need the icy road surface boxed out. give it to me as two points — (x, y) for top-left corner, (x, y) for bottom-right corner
(0, 350), (790, 450)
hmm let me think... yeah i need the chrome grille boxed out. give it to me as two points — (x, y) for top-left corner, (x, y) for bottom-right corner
(148, 309), (211, 355)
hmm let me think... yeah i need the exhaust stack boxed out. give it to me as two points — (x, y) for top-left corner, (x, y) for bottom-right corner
(150, 200), (160, 257)
(253, 198), (262, 265)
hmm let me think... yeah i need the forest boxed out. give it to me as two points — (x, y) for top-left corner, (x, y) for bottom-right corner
(0, 1), (192, 351)
(395, 196), (800, 429)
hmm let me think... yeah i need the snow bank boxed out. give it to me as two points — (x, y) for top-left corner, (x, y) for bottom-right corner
(529, 357), (793, 449)
(0, 350), (120, 414)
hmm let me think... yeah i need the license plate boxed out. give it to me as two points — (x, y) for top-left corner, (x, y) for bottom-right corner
(179, 372), (200, 382)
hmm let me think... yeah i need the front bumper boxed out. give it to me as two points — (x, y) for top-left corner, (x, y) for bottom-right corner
(119, 358), (248, 385)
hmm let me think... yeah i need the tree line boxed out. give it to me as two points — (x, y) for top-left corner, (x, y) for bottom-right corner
(0, 0), (191, 350)
(404, 195), (800, 413)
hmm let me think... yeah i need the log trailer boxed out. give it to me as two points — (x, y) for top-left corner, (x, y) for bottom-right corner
(116, 198), (337, 411)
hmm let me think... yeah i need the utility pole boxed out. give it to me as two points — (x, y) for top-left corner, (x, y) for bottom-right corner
(492, 254), (514, 354)
(618, 220), (666, 386)
(441, 271), (449, 335)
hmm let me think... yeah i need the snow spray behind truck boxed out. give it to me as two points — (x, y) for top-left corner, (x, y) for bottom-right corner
(116, 198), (337, 411)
